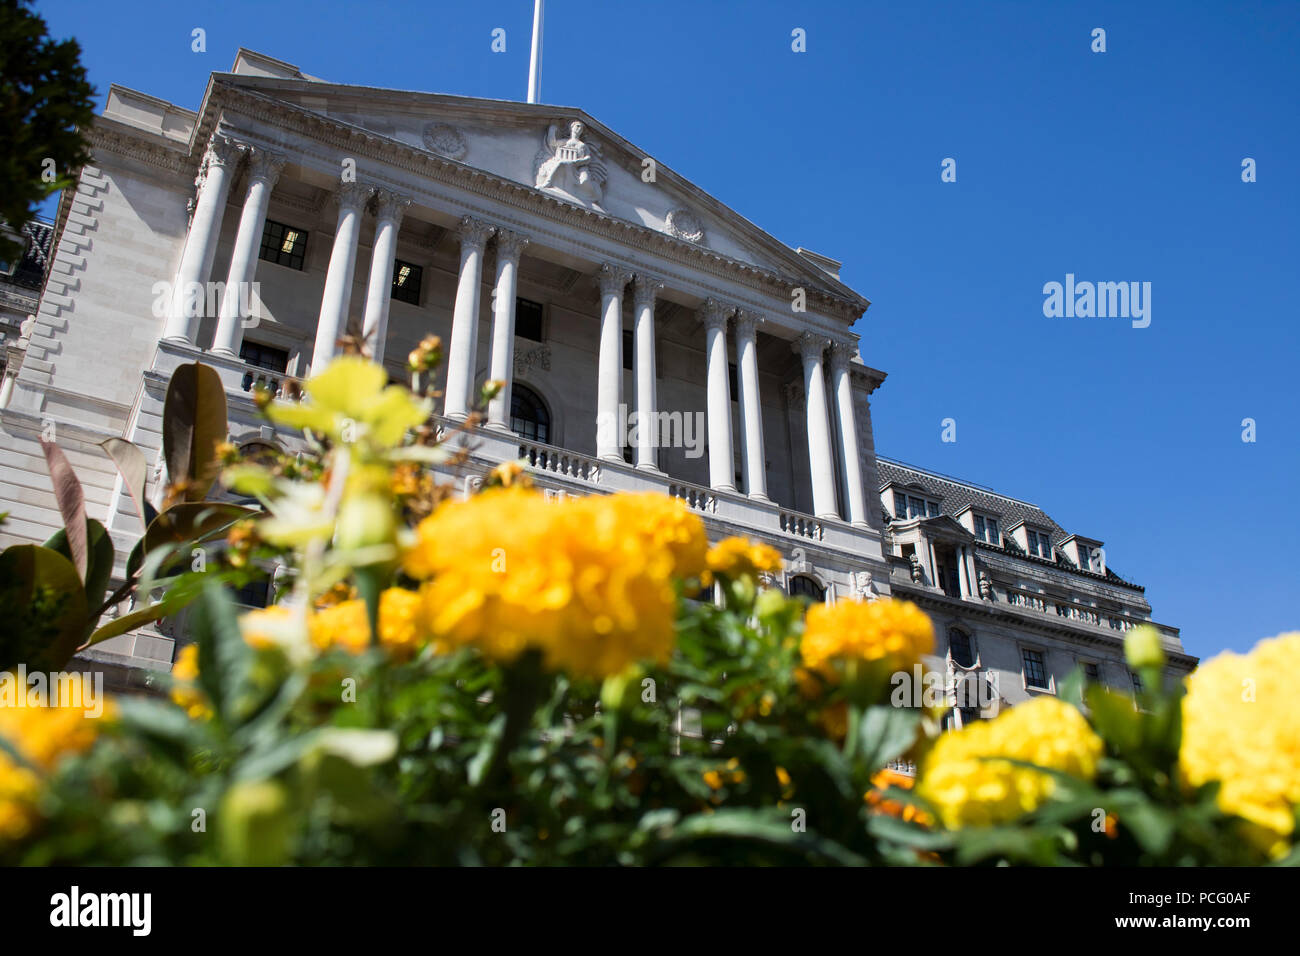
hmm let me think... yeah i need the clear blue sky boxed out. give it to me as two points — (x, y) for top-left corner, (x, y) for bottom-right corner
(35, 0), (1299, 660)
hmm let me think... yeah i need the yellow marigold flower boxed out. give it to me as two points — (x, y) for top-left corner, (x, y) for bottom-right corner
(800, 598), (934, 679)
(403, 488), (706, 678)
(309, 588), (427, 656)
(702, 770), (724, 790)
(1181, 631), (1300, 857)
(239, 605), (297, 651)
(0, 700), (104, 842)
(706, 536), (783, 580)
(170, 644), (212, 721)
(917, 697), (1103, 829)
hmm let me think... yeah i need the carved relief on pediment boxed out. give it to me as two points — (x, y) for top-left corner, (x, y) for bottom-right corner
(534, 120), (607, 205)
(422, 122), (468, 161)
(665, 207), (705, 244)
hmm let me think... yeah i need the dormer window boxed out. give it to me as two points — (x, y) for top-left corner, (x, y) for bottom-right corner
(1026, 528), (1052, 559)
(889, 488), (939, 520)
(973, 514), (1000, 545)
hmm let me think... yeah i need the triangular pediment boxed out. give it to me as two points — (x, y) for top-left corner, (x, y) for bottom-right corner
(213, 60), (867, 311)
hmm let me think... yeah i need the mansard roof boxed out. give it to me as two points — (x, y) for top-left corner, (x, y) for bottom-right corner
(878, 458), (1065, 537)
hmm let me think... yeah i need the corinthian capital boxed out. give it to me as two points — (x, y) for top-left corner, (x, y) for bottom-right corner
(733, 309), (763, 339)
(632, 273), (665, 310)
(828, 338), (859, 371)
(457, 215), (495, 251)
(793, 330), (829, 362)
(374, 189), (412, 225)
(206, 132), (244, 169)
(246, 147), (287, 187)
(334, 181), (375, 213)
(699, 298), (733, 331)
(595, 262), (632, 297)
(495, 228), (530, 263)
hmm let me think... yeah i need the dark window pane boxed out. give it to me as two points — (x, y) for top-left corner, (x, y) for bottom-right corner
(259, 220), (307, 271)
(516, 298), (544, 341)
(1022, 648), (1048, 689)
(787, 574), (825, 602)
(948, 629), (975, 668)
(391, 260), (422, 305)
(1084, 662), (1100, 683)
(510, 384), (549, 444)
(239, 340), (289, 373)
(622, 329), (633, 371)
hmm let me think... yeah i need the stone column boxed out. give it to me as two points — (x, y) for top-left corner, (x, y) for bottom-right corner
(631, 273), (663, 470)
(163, 132), (243, 343)
(734, 310), (768, 500)
(442, 216), (495, 420)
(211, 147), (285, 356)
(829, 340), (869, 526)
(311, 181), (374, 371)
(485, 229), (529, 429)
(359, 189), (411, 366)
(702, 299), (736, 492)
(594, 263), (631, 460)
(795, 331), (838, 519)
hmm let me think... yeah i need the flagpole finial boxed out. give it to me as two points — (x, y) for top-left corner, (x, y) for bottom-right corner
(527, 0), (544, 104)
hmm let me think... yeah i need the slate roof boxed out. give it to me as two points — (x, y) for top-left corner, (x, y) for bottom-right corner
(2, 218), (54, 290)
(877, 456), (1142, 590)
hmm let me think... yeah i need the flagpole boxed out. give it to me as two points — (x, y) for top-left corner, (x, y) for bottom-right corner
(527, 0), (544, 104)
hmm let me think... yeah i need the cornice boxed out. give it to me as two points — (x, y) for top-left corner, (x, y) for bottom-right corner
(85, 119), (189, 175)
(205, 81), (863, 324)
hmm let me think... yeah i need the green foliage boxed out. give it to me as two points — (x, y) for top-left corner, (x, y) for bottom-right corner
(0, 0), (95, 262)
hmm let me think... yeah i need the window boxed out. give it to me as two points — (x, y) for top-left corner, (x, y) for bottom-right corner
(1027, 529), (1052, 558)
(259, 220), (307, 270)
(231, 578), (270, 609)
(239, 340), (289, 373)
(391, 260), (422, 305)
(1084, 661), (1100, 684)
(515, 298), (544, 341)
(927, 501), (940, 517)
(510, 383), (549, 443)
(947, 628), (975, 668)
(907, 496), (937, 519)
(1021, 647), (1049, 690)
(893, 491), (907, 519)
(787, 574), (825, 603)
(973, 514), (1000, 545)
(1130, 670), (1145, 693)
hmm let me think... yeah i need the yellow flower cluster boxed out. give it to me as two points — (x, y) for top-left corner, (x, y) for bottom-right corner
(170, 644), (211, 720)
(403, 487), (707, 678)
(0, 700), (104, 841)
(800, 598), (934, 678)
(917, 697), (1103, 829)
(236, 590), (428, 658)
(1180, 631), (1300, 856)
(705, 536), (783, 582)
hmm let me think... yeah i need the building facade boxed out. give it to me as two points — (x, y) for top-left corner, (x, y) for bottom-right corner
(0, 49), (1193, 704)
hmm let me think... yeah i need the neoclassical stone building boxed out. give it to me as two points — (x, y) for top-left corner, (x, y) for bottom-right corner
(0, 49), (1192, 706)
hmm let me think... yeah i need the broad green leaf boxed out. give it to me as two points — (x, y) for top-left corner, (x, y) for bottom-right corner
(162, 361), (228, 501)
(0, 544), (89, 671)
(856, 704), (922, 774)
(45, 517), (114, 620)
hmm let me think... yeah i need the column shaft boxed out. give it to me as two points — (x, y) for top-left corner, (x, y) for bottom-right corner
(212, 148), (284, 356)
(734, 311), (768, 499)
(360, 190), (410, 366)
(829, 341), (869, 526)
(796, 332), (838, 519)
(702, 300), (735, 491)
(442, 217), (495, 419)
(632, 274), (663, 470)
(164, 133), (242, 343)
(311, 182), (373, 371)
(486, 230), (529, 428)
(595, 264), (631, 460)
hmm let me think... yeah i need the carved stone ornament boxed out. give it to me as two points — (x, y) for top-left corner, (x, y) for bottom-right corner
(665, 207), (705, 243)
(909, 552), (924, 584)
(534, 120), (608, 205)
(423, 123), (468, 161)
(850, 570), (878, 602)
(514, 344), (552, 375)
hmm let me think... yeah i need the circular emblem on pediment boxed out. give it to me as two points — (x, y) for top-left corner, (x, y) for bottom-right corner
(422, 123), (468, 161)
(665, 207), (705, 243)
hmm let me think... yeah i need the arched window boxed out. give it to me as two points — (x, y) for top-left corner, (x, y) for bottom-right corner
(947, 627), (976, 668)
(787, 574), (826, 603)
(510, 384), (550, 443)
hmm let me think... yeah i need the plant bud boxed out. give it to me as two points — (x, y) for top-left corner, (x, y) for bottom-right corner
(1125, 624), (1166, 671)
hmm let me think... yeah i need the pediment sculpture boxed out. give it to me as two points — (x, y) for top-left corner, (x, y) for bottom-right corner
(534, 120), (607, 205)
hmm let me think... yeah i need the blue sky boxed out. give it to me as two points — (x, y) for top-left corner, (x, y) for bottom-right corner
(35, 0), (1299, 660)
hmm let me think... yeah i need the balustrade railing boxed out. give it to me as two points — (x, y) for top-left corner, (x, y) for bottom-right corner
(779, 510), (823, 540)
(517, 439), (602, 484)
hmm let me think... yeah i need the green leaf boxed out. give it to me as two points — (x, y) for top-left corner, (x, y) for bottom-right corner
(856, 704), (922, 773)
(193, 579), (254, 726)
(162, 361), (229, 501)
(0, 544), (89, 671)
(39, 439), (87, 580)
(44, 517), (114, 621)
(656, 808), (868, 865)
(81, 596), (185, 648)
